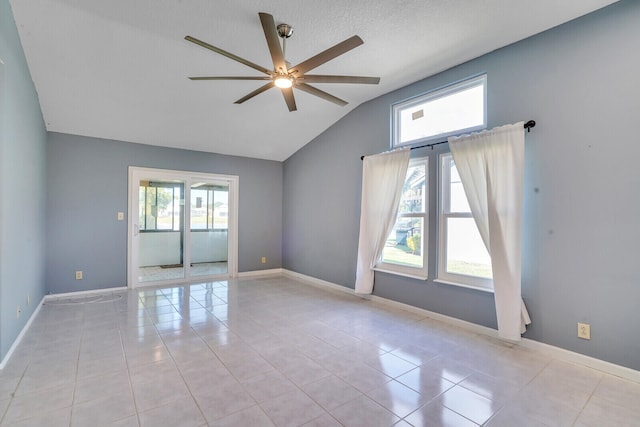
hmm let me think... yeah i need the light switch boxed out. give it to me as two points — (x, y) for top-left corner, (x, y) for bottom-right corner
(117, 212), (124, 221)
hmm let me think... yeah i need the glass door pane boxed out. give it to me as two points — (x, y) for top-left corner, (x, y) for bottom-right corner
(190, 182), (229, 277)
(138, 179), (185, 283)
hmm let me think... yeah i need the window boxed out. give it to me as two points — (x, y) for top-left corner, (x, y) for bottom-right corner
(376, 158), (429, 279)
(392, 74), (486, 148)
(138, 182), (229, 232)
(138, 182), (182, 231)
(438, 153), (492, 291)
(190, 185), (229, 230)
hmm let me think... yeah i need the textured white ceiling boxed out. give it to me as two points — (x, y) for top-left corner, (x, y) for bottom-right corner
(10, 0), (618, 161)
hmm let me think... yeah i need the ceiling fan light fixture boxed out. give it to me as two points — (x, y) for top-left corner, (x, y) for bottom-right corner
(274, 75), (293, 89)
(185, 12), (379, 111)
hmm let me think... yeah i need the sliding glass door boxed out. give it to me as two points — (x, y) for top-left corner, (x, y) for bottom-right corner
(137, 179), (186, 283)
(128, 167), (238, 288)
(190, 181), (229, 278)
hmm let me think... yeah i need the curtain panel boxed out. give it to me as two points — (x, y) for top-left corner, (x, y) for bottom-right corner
(355, 148), (410, 294)
(449, 122), (531, 340)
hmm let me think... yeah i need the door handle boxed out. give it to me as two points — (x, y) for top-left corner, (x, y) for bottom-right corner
(134, 224), (140, 236)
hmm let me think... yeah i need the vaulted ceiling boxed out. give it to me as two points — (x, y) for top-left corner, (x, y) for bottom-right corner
(10, 0), (618, 161)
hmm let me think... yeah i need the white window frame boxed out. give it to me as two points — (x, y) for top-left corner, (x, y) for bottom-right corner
(375, 157), (429, 280)
(437, 153), (493, 292)
(391, 74), (487, 148)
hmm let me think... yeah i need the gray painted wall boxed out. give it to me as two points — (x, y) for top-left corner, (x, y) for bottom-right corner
(283, 0), (640, 371)
(0, 0), (48, 361)
(46, 132), (282, 294)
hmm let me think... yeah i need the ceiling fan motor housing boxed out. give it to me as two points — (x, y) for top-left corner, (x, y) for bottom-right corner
(277, 24), (293, 38)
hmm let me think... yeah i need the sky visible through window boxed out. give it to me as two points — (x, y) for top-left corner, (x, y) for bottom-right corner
(400, 84), (485, 144)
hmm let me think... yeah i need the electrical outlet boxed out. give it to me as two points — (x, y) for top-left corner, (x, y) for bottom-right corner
(75, 271), (83, 280)
(261, 256), (266, 264)
(578, 322), (591, 340)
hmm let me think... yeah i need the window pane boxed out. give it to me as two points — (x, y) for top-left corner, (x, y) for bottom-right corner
(446, 217), (492, 278)
(156, 187), (175, 230)
(207, 190), (214, 229)
(139, 187), (146, 230)
(171, 187), (181, 231)
(398, 163), (426, 214)
(449, 161), (471, 213)
(146, 187), (157, 230)
(191, 188), (207, 230)
(394, 75), (486, 147)
(213, 189), (229, 229)
(400, 85), (484, 143)
(382, 217), (424, 268)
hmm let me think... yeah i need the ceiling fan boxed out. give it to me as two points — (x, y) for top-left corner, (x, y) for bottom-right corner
(185, 12), (380, 112)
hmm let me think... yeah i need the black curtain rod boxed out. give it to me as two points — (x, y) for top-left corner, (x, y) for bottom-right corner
(361, 120), (536, 160)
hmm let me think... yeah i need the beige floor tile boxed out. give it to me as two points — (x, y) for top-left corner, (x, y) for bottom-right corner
(2, 385), (74, 424)
(300, 375), (362, 411)
(301, 413), (343, 427)
(395, 366), (456, 398)
(71, 392), (136, 426)
(195, 381), (256, 422)
(330, 395), (400, 427)
(215, 405), (275, 427)
(240, 371), (298, 403)
(0, 276), (637, 427)
(259, 389), (326, 427)
(366, 380), (432, 418)
(1, 407), (72, 427)
(405, 401), (478, 427)
(138, 396), (205, 427)
(131, 372), (192, 412)
(74, 370), (132, 404)
(434, 385), (500, 425)
(593, 374), (640, 410)
(338, 362), (393, 393)
(575, 394), (640, 427)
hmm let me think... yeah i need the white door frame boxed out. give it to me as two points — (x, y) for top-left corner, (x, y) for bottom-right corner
(127, 166), (239, 288)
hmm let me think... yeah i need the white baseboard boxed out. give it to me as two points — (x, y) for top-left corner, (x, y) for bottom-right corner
(45, 286), (128, 300)
(282, 269), (355, 295)
(0, 296), (45, 370)
(281, 269), (640, 383)
(519, 337), (640, 383)
(237, 268), (284, 278)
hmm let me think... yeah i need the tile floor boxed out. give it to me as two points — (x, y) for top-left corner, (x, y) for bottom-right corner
(139, 262), (228, 283)
(0, 275), (639, 426)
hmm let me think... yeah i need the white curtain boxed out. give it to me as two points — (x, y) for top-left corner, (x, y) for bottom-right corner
(449, 122), (531, 341)
(355, 148), (410, 294)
